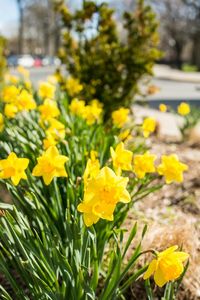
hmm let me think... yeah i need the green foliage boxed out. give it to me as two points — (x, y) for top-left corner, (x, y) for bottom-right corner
(55, 0), (161, 115)
(182, 63), (198, 72)
(0, 88), (155, 299)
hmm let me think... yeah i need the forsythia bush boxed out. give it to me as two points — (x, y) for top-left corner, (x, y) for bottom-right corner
(54, 0), (161, 115)
(0, 70), (189, 300)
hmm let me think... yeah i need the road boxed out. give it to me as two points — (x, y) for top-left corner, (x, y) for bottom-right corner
(11, 66), (200, 107)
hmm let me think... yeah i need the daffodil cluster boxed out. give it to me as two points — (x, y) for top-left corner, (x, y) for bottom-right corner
(0, 69), (190, 298)
(2, 85), (36, 118)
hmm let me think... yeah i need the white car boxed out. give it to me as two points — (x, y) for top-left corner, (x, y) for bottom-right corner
(18, 55), (35, 68)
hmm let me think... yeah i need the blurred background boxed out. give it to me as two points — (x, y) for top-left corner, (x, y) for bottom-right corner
(1, 0), (200, 104)
(1, 0), (200, 70)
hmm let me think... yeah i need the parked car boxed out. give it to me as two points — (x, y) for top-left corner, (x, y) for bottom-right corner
(34, 57), (43, 67)
(18, 55), (35, 68)
(42, 56), (61, 67)
(7, 55), (19, 67)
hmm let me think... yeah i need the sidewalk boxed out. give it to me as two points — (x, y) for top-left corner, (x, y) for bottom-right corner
(154, 65), (200, 83)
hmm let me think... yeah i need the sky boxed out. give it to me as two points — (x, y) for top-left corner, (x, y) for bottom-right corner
(0, 0), (112, 38)
(0, 0), (19, 37)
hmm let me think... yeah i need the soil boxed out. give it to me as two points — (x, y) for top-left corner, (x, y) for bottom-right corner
(125, 136), (200, 300)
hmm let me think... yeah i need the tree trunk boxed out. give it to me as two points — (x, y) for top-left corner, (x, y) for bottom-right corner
(17, 0), (24, 55)
(174, 40), (183, 69)
(191, 34), (200, 70)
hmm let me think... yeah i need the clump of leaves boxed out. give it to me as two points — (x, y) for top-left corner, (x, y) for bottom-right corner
(55, 0), (161, 116)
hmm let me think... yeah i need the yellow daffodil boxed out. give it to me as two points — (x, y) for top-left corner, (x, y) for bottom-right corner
(157, 154), (188, 184)
(83, 150), (100, 186)
(118, 129), (131, 141)
(4, 104), (18, 118)
(39, 99), (60, 121)
(43, 134), (57, 150)
(112, 107), (130, 128)
(133, 152), (156, 179)
(78, 166), (130, 226)
(66, 77), (83, 96)
(0, 113), (4, 132)
(2, 85), (19, 103)
(4, 73), (19, 84)
(0, 152), (29, 185)
(143, 245), (189, 287)
(17, 90), (36, 111)
(46, 118), (65, 140)
(159, 103), (167, 112)
(83, 102), (103, 125)
(32, 146), (68, 185)
(38, 81), (56, 99)
(69, 98), (86, 116)
(90, 99), (103, 108)
(142, 117), (156, 138)
(177, 102), (190, 116)
(24, 80), (32, 90)
(110, 142), (133, 175)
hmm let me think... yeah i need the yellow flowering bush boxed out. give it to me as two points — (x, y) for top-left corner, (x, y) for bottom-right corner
(0, 72), (189, 299)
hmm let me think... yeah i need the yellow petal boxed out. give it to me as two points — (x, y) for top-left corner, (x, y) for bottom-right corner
(143, 259), (157, 280)
(154, 266), (168, 287)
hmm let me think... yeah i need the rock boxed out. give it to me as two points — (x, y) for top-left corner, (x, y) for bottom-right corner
(132, 105), (183, 142)
(189, 122), (200, 146)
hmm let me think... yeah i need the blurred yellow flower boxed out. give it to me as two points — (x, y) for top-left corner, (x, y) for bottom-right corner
(83, 103), (102, 125)
(112, 107), (130, 128)
(24, 80), (32, 90)
(66, 77), (83, 96)
(2, 85), (19, 103)
(43, 134), (57, 150)
(142, 117), (156, 138)
(39, 81), (56, 99)
(157, 154), (188, 184)
(0, 152), (29, 186)
(69, 98), (85, 116)
(39, 99), (60, 120)
(17, 65), (30, 78)
(133, 152), (156, 178)
(0, 113), (4, 132)
(110, 142), (132, 175)
(83, 150), (100, 186)
(159, 103), (167, 112)
(17, 90), (36, 111)
(4, 104), (18, 118)
(177, 102), (190, 116)
(46, 118), (65, 141)
(143, 245), (189, 287)
(90, 99), (103, 108)
(78, 166), (130, 226)
(32, 146), (68, 185)
(4, 74), (19, 84)
(118, 129), (131, 141)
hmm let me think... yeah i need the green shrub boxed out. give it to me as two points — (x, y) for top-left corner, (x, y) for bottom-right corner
(55, 0), (161, 116)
